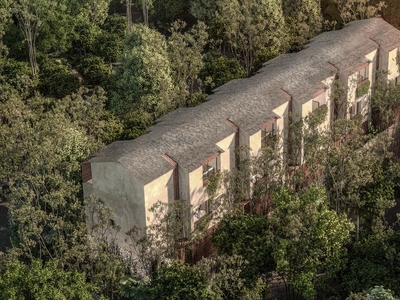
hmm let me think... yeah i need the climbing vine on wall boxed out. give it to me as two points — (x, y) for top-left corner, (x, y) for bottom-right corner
(356, 79), (370, 98)
(206, 171), (222, 201)
(307, 104), (328, 128)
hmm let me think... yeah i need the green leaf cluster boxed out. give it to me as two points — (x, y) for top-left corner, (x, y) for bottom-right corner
(356, 79), (370, 98)
(212, 213), (274, 284)
(342, 231), (400, 296)
(151, 261), (211, 300)
(0, 259), (96, 300)
(200, 52), (246, 93)
(111, 23), (176, 117)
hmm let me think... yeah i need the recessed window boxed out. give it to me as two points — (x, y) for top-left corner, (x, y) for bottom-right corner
(202, 154), (221, 182)
(194, 200), (212, 220)
(261, 122), (277, 147)
(357, 66), (369, 84)
(357, 101), (362, 114)
(349, 101), (362, 118)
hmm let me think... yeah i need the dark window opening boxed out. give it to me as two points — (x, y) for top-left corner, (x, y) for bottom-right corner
(357, 66), (369, 84)
(202, 154), (221, 182)
(261, 122), (277, 147)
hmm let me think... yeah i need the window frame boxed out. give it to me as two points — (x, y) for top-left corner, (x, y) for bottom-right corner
(356, 101), (362, 115)
(357, 65), (369, 85)
(349, 101), (362, 118)
(261, 121), (277, 147)
(202, 153), (221, 183)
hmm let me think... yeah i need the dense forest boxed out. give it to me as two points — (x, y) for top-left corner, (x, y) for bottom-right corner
(1, 0), (400, 299)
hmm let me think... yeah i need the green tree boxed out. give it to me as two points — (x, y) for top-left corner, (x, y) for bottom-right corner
(3, 22), (28, 61)
(167, 20), (208, 107)
(0, 0), (11, 58)
(371, 70), (400, 132)
(150, 260), (211, 300)
(200, 52), (246, 93)
(73, 20), (101, 57)
(127, 200), (190, 277)
(120, 275), (150, 300)
(347, 286), (400, 300)
(93, 32), (123, 64)
(84, 196), (125, 298)
(212, 213), (275, 284)
(199, 254), (268, 300)
(270, 187), (352, 300)
(35, 1), (76, 56)
(151, 0), (187, 26)
(77, 55), (111, 86)
(140, 0), (153, 26)
(342, 230), (400, 296)
(215, 0), (287, 76)
(38, 56), (80, 98)
(93, 14), (127, 63)
(325, 123), (397, 237)
(0, 57), (36, 98)
(73, 0), (112, 26)
(215, 141), (284, 216)
(282, 0), (323, 51)
(11, 0), (57, 77)
(110, 24), (176, 138)
(0, 83), (118, 264)
(332, 0), (386, 24)
(0, 258), (97, 300)
(190, 0), (218, 24)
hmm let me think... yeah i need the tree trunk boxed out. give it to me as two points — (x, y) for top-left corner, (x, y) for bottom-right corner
(126, 0), (132, 31)
(24, 26), (38, 77)
(142, 0), (149, 26)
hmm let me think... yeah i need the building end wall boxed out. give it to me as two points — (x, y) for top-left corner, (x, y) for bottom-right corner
(144, 169), (175, 226)
(84, 162), (146, 250)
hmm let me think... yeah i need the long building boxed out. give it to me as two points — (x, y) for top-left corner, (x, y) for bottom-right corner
(82, 18), (400, 250)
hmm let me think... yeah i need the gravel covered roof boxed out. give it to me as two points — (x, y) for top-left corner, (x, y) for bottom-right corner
(90, 18), (400, 184)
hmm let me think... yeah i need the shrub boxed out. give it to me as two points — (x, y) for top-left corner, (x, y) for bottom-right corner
(77, 55), (110, 86)
(38, 56), (80, 98)
(200, 53), (246, 93)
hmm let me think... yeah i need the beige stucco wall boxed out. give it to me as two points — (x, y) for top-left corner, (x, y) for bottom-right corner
(188, 166), (207, 229)
(83, 162), (145, 250)
(388, 47), (399, 80)
(366, 49), (379, 82)
(216, 132), (236, 172)
(301, 100), (313, 119)
(343, 50), (376, 117)
(246, 101), (290, 156)
(323, 75), (335, 126)
(187, 132), (236, 229)
(239, 128), (249, 146)
(249, 131), (262, 157)
(345, 50), (378, 122)
(143, 169), (174, 226)
(272, 101), (290, 158)
(347, 72), (359, 107)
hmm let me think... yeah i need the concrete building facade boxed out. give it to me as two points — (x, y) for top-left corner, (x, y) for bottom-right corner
(83, 18), (400, 250)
